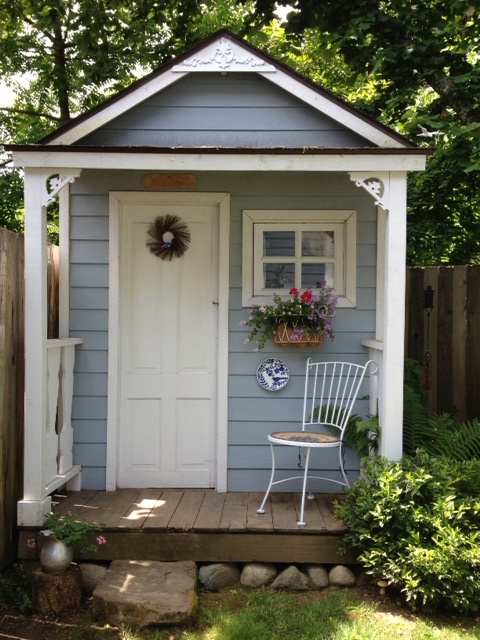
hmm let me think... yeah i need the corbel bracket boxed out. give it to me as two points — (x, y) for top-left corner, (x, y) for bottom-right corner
(43, 170), (82, 207)
(349, 172), (390, 212)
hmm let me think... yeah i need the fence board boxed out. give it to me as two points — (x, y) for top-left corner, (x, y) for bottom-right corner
(466, 266), (480, 420)
(0, 229), (59, 570)
(0, 228), (24, 570)
(405, 265), (480, 422)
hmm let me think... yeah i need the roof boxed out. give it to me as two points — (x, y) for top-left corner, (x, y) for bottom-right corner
(18, 29), (418, 151)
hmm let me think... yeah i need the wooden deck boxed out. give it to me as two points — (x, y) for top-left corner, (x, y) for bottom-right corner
(18, 490), (356, 565)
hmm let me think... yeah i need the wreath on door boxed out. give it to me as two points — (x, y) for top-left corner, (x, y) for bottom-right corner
(146, 215), (191, 261)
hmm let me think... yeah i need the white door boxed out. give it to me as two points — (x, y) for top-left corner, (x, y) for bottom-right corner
(116, 196), (220, 488)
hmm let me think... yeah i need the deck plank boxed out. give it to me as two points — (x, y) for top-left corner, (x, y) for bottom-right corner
(292, 493), (328, 531)
(194, 492), (226, 530)
(315, 494), (347, 532)
(168, 491), (205, 530)
(143, 490), (184, 530)
(118, 489), (164, 529)
(50, 490), (98, 515)
(94, 489), (143, 528)
(246, 492), (273, 531)
(271, 493), (299, 531)
(219, 493), (248, 531)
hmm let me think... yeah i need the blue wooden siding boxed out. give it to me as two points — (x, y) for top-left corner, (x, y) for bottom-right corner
(76, 73), (372, 148)
(69, 170), (376, 490)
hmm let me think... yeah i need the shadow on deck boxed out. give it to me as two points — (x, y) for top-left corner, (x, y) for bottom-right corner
(18, 489), (356, 565)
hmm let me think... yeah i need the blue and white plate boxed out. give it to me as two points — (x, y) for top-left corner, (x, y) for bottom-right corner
(256, 358), (289, 392)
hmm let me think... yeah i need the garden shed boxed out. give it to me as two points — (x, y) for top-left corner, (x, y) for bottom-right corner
(7, 30), (430, 526)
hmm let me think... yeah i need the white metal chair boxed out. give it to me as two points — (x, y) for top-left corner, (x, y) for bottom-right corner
(257, 358), (378, 526)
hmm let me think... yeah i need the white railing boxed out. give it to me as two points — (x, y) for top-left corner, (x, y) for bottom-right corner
(44, 337), (83, 495)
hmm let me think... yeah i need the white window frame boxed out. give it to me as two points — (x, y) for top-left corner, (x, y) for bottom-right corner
(242, 209), (356, 308)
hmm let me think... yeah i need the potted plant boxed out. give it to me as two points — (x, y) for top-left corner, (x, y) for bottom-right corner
(240, 284), (336, 351)
(39, 511), (106, 575)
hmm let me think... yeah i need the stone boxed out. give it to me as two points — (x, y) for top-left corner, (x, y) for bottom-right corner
(271, 565), (309, 590)
(240, 562), (277, 587)
(93, 560), (198, 629)
(328, 565), (357, 587)
(198, 563), (241, 592)
(306, 564), (329, 589)
(78, 562), (109, 596)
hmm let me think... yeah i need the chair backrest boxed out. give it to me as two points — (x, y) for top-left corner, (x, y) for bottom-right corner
(302, 359), (377, 436)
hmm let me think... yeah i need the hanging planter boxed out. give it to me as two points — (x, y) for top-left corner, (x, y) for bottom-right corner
(273, 318), (325, 347)
(240, 286), (336, 351)
(146, 215), (191, 261)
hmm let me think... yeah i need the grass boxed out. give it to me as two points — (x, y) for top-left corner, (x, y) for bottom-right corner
(121, 588), (480, 640)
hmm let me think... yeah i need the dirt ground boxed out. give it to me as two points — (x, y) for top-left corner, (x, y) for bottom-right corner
(0, 584), (478, 640)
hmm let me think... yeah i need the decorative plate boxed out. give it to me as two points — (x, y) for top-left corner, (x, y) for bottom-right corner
(256, 358), (289, 392)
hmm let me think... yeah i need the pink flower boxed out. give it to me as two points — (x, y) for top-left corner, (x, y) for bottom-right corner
(96, 535), (107, 545)
(289, 287), (299, 295)
(26, 538), (37, 549)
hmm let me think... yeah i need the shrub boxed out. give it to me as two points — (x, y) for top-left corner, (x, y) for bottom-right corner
(335, 452), (480, 614)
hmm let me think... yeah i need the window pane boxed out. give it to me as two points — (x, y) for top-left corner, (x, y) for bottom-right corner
(263, 263), (295, 289)
(263, 231), (295, 257)
(301, 263), (334, 289)
(302, 231), (334, 257)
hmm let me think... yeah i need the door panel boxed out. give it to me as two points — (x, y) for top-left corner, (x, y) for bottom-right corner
(117, 199), (218, 488)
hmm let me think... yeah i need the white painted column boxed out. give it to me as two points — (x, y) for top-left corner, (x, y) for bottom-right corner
(379, 172), (407, 459)
(18, 168), (51, 525)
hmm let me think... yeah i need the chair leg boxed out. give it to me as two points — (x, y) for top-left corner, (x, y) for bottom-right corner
(298, 447), (311, 527)
(257, 442), (276, 514)
(339, 443), (350, 488)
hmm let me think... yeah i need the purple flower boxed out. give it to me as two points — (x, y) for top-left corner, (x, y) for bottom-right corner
(27, 538), (37, 549)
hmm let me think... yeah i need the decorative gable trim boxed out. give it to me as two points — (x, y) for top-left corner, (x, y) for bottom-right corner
(172, 36), (276, 73)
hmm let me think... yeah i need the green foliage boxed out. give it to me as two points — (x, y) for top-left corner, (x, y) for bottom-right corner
(403, 358), (480, 460)
(345, 414), (380, 459)
(44, 511), (104, 551)
(336, 453), (480, 614)
(0, 563), (32, 613)
(280, 1), (480, 265)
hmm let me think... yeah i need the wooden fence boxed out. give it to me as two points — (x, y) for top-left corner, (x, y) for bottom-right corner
(405, 265), (480, 422)
(0, 228), (58, 570)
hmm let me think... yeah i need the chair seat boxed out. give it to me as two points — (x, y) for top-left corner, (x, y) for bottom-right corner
(269, 431), (340, 445)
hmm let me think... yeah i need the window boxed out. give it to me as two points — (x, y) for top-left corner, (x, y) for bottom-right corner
(242, 210), (356, 308)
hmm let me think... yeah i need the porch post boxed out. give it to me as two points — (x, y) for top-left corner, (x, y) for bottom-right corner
(17, 168), (50, 525)
(379, 172), (407, 459)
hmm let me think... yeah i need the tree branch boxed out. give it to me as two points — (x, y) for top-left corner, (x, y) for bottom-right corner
(0, 107), (62, 121)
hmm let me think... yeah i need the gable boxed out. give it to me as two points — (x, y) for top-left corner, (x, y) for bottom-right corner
(76, 73), (374, 149)
(40, 30), (414, 150)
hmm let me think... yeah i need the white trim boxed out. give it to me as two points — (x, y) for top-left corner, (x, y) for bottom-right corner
(242, 209), (356, 308)
(107, 191), (230, 492)
(20, 169), (50, 525)
(58, 183), (70, 337)
(378, 172), (407, 460)
(11, 150), (428, 172)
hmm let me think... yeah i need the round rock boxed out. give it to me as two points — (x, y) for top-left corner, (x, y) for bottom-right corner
(271, 565), (309, 590)
(306, 564), (329, 589)
(328, 565), (356, 587)
(198, 563), (241, 592)
(240, 562), (277, 587)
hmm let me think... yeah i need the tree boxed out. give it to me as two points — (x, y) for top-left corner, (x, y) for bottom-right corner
(277, 0), (480, 264)
(0, 0), (274, 234)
